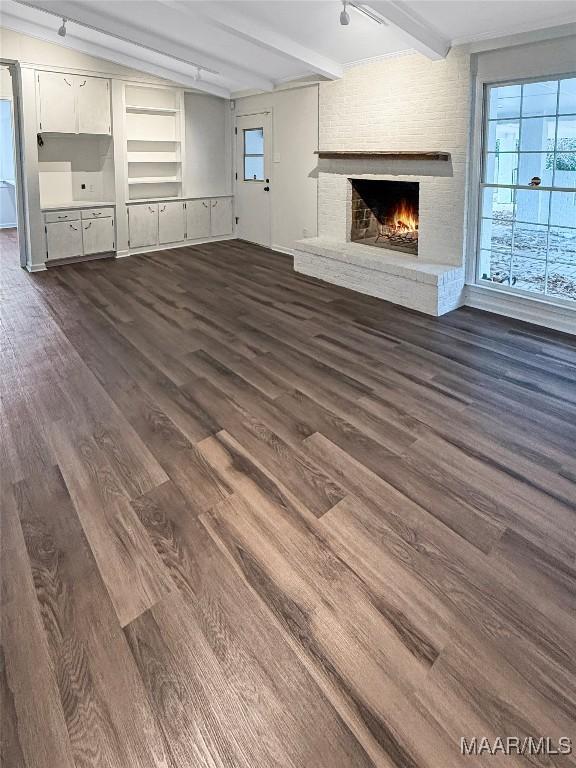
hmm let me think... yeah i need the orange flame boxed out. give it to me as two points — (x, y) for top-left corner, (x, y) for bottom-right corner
(390, 199), (418, 232)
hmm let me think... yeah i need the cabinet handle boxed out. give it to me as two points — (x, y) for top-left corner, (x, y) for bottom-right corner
(160, 205), (166, 213)
(202, 202), (208, 208)
(84, 222), (92, 230)
(69, 224), (78, 231)
(79, 80), (87, 87)
(212, 201), (218, 208)
(148, 206), (155, 213)
(64, 78), (72, 87)
(92, 211), (102, 216)
(57, 215), (69, 219)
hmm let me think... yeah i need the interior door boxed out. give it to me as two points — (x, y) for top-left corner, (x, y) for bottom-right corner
(235, 113), (271, 247)
(159, 201), (185, 244)
(77, 77), (111, 135)
(37, 72), (76, 133)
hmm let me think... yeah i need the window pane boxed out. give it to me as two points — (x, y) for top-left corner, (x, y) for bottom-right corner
(559, 78), (576, 115)
(548, 227), (576, 266)
(489, 85), (521, 119)
(519, 116), (556, 152)
(546, 267), (576, 301)
(511, 256), (546, 293)
(518, 152), (553, 187)
(522, 80), (558, 117)
(550, 191), (576, 228)
(513, 222), (549, 262)
(482, 186), (514, 220)
(244, 128), (263, 155)
(487, 120), (519, 152)
(244, 155), (264, 181)
(515, 189), (550, 225)
(485, 152), (518, 185)
(480, 218), (513, 255)
(556, 115), (576, 150)
(483, 252), (513, 284)
(553, 153), (576, 188)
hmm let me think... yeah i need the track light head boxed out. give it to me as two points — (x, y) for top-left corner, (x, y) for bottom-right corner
(57, 17), (67, 37)
(340, 1), (350, 25)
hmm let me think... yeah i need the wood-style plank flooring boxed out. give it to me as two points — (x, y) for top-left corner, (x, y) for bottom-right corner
(2, 227), (576, 767)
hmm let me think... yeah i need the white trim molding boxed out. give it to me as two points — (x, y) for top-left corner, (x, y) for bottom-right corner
(465, 284), (576, 336)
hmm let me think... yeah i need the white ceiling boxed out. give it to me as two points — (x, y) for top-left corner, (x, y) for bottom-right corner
(2, 0), (576, 97)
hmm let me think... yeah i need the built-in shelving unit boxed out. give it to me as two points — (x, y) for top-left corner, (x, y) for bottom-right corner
(124, 84), (185, 201)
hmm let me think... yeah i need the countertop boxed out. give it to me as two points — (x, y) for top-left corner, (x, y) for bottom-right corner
(41, 201), (116, 211)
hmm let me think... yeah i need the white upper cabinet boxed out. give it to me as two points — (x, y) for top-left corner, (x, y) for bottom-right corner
(159, 202), (185, 244)
(77, 77), (111, 135)
(37, 72), (111, 135)
(37, 72), (77, 133)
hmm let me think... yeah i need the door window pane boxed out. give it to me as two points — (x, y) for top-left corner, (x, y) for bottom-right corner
(244, 155), (264, 181)
(244, 128), (263, 155)
(521, 81), (558, 117)
(243, 127), (264, 181)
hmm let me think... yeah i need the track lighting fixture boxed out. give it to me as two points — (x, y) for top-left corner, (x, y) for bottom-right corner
(57, 17), (67, 37)
(340, 1), (350, 25)
(340, 2), (389, 26)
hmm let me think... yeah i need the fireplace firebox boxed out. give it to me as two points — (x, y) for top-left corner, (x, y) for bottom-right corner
(350, 179), (419, 255)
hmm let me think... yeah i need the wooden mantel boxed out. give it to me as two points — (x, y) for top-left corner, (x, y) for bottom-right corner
(315, 150), (450, 161)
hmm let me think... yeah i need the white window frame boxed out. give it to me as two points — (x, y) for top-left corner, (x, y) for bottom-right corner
(468, 69), (576, 309)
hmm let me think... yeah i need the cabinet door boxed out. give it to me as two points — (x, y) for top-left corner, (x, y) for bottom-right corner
(210, 198), (233, 237)
(37, 72), (76, 133)
(82, 218), (115, 255)
(77, 77), (111, 135)
(46, 221), (83, 260)
(159, 202), (185, 244)
(128, 204), (158, 248)
(186, 199), (211, 240)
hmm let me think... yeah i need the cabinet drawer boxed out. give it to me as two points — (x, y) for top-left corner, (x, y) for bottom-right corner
(81, 207), (114, 220)
(44, 209), (81, 223)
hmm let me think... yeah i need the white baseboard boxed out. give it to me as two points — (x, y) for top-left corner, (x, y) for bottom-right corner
(26, 262), (47, 273)
(125, 235), (236, 257)
(465, 284), (576, 336)
(271, 243), (296, 257)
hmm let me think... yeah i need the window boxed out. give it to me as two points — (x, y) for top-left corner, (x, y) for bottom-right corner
(243, 128), (264, 181)
(478, 76), (576, 302)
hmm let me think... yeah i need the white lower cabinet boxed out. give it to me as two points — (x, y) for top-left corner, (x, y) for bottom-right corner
(186, 199), (211, 240)
(82, 217), (115, 255)
(46, 221), (83, 260)
(129, 204), (158, 248)
(159, 201), (185, 244)
(210, 198), (233, 237)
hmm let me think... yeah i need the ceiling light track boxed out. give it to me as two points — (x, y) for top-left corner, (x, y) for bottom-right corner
(12, 0), (220, 77)
(340, 1), (389, 26)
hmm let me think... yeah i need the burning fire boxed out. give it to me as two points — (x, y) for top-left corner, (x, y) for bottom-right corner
(390, 199), (418, 232)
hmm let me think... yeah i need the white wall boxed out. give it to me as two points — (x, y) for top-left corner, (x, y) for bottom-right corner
(233, 84), (319, 252)
(184, 92), (231, 197)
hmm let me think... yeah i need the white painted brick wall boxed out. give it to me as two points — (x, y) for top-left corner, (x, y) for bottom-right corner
(317, 49), (471, 267)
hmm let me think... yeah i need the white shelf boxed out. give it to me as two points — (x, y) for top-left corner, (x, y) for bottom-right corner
(126, 105), (179, 115)
(127, 152), (180, 163)
(128, 177), (181, 185)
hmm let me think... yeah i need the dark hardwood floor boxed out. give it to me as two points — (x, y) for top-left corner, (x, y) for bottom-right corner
(1, 227), (576, 767)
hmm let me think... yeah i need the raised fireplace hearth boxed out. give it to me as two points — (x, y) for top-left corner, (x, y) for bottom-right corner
(350, 179), (419, 255)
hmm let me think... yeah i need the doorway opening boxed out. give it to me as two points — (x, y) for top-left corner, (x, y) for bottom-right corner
(0, 63), (25, 271)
